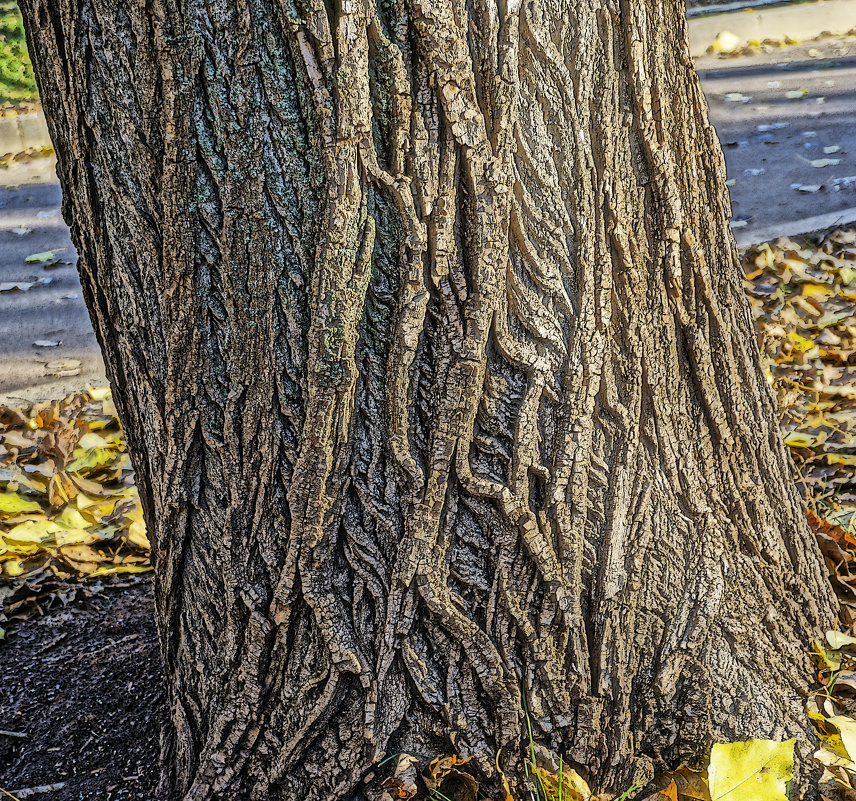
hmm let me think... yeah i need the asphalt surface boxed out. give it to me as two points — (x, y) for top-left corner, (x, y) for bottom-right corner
(3, 37), (856, 403)
(0, 159), (104, 405)
(699, 37), (856, 236)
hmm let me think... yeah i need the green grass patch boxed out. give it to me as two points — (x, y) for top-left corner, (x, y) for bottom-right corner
(0, 2), (38, 106)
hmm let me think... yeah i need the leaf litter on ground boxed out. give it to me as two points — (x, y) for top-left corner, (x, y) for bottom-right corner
(742, 229), (856, 545)
(741, 229), (856, 799)
(0, 387), (150, 639)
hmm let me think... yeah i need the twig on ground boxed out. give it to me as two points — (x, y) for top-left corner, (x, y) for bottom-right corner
(5, 785), (66, 799)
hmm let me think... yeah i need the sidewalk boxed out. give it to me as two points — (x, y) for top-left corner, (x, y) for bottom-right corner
(697, 36), (856, 243)
(687, 0), (856, 56)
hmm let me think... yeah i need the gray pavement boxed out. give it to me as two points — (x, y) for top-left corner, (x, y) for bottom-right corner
(0, 159), (105, 405)
(699, 38), (856, 239)
(4, 37), (856, 403)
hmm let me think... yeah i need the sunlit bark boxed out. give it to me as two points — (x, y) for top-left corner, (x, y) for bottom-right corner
(19, 0), (836, 798)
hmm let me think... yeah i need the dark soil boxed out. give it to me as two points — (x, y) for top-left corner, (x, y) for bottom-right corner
(0, 581), (164, 800)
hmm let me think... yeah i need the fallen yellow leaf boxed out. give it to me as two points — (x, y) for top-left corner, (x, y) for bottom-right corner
(802, 283), (833, 300)
(3, 557), (26, 577)
(783, 431), (818, 448)
(54, 527), (100, 547)
(827, 631), (856, 650)
(533, 764), (591, 801)
(66, 446), (118, 474)
(3, 519), (60, 546)
(126, 516), (149, 550)
(53, 505), (92, 530)
(0, 491), (41, 516)
(77, 432), (111, 449)
(827, 717), (856, 762)
(88, 564), (153, 578)
(707, 739), (794, 801)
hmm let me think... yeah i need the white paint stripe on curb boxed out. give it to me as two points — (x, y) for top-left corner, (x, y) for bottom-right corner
(687, 0), (856, 57)
(733, 205), (856, 246)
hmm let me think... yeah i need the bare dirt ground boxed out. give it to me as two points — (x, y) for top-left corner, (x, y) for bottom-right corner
(0, 582), (164, 801)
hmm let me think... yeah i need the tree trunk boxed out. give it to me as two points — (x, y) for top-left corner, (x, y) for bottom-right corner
(19, 0), (836, 798)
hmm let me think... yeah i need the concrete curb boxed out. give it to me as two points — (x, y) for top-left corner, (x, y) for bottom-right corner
(687, 0), (856, 56)
(688, 1), (810, 18)
(733, 205), (856, 246)
(0, 112), (51, 157)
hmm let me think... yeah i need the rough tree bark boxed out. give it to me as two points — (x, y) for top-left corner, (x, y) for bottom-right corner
(19, 0), (836, 798)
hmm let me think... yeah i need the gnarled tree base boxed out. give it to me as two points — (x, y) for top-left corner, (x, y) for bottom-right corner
(19, 0), (836, 797)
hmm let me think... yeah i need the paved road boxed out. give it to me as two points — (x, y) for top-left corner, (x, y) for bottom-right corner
(0, 160), (104, 405)
(4, 38), (856, 403)
(698, 38), (856, 238)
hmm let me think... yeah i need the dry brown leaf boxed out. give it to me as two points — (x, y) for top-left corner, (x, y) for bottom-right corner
(380, 754), (419, 801)
(660, 767), (711, 801)
(639, 780), (679, 801)
(38, 419), (79, 469)
(422, 755), (479, 801)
